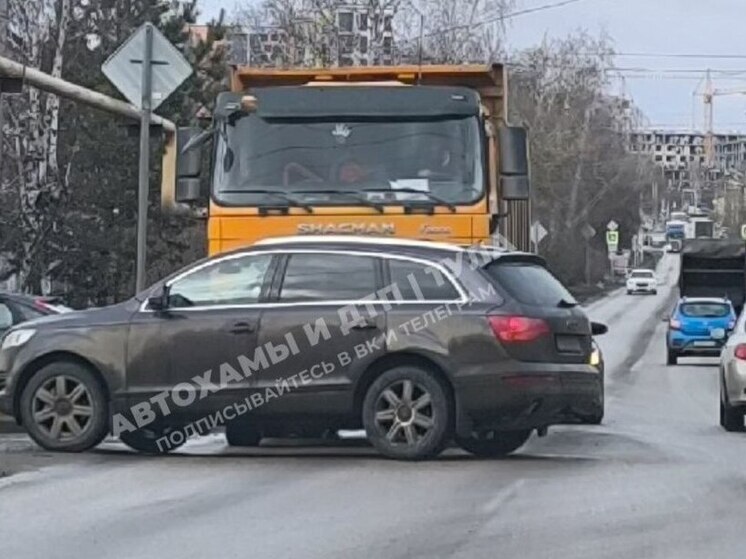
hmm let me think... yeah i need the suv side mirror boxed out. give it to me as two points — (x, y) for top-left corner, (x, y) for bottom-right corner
(498, 126), (530, 201)
(175, 127), (204, 204)
(147, 286), (169, 312)
(591, 321), (608, 336)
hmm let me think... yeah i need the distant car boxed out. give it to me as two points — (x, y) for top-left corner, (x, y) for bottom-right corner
(626, 269), (657, 295)
(666, 297), (736, 365)
(719, 309), (746, 431)
(0, 293), (71, 338)
(667, 240), (683, 253)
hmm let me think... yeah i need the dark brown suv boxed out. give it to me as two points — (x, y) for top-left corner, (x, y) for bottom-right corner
(0, 237), (606, 460)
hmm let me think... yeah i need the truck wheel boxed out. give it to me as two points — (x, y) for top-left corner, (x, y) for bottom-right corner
(362, 365), (451, 460)
(456, 430), (531, 458)
(666, 348), (678, 365)
(20, 361), (109, 452)
(225, 422), (262, 447)
(720, 396), (744, 432)
(119, 422), (186, 454)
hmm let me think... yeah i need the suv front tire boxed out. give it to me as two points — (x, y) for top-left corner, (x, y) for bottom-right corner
(20, 361), (109, 452)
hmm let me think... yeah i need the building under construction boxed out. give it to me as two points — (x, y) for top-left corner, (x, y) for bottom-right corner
(628, 129), (746, 206)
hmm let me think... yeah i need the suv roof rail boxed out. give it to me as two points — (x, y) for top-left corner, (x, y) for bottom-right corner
(254, 235), (465, 251)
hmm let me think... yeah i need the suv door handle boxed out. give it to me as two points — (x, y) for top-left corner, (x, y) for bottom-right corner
(351, 318), (379, 330)
(229, 321), (256, 334)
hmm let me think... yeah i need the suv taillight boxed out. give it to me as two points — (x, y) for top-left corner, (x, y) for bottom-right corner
(488, 315), (550, 343)
(735, 344), (746, 360)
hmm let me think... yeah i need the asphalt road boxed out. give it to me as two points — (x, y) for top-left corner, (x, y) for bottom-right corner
(2, 253), (744, 559)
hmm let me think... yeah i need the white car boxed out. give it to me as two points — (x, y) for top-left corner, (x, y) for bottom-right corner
(626, 269), (657, 295)
(719, 309), (746, 431)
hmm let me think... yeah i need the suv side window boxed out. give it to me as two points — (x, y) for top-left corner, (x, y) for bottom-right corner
(167, 253), (273, 308)
(389, 259), (460, 301)
(279, 253), (377, 302)
(0, 303), (13, 331)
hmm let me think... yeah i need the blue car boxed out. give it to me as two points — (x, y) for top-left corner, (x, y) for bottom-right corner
(667, 297), (736, 365)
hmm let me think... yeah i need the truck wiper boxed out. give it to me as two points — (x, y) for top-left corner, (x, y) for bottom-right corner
(222, 189), (313, 213)
(290, 189), (385, 213)
(362, 187), (456, 212)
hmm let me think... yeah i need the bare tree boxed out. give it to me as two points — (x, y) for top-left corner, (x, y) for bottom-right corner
(396, 0), (515, 64)
(509, 33), (658, 284)
(1, 0), (72, 292)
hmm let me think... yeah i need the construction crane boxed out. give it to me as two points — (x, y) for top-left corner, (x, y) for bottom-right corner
(695, 69), (746, 166)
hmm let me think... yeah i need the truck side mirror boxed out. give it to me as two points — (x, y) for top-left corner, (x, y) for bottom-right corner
(498, 126), (530, 200)
(176, 127), (203, 203)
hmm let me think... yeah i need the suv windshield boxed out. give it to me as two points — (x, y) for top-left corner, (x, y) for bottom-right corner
(213, 115), (484, 206)
(680, 302), (731, 318)
(483, 261), (576, 307)
(631, 271), (654, 278)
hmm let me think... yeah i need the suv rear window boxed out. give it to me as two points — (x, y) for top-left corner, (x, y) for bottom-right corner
(680, 302), (730, 317)
(631, 270), (654, 278)
(483, 262), (576, 306)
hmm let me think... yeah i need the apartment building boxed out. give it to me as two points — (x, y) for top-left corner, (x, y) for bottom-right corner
(229, 1), (395, 68)
(627, 130), (746, 191)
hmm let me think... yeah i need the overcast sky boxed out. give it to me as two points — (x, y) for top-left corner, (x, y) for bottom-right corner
(197, 0), (746, 133)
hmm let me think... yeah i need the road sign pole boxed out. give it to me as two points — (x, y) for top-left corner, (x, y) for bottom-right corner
(135, 23), (153, 293)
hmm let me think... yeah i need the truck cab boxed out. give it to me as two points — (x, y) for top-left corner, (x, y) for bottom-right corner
(160, 65), (531, 255)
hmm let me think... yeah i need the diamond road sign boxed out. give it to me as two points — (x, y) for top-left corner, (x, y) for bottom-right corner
(102, 24), (192, 111)
(531, 221), (549, 244)
(607, 220), (619, 231)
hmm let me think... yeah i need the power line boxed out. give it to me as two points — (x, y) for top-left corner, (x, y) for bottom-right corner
(398, 0), (587, 45)
(604, 51), (746, 60)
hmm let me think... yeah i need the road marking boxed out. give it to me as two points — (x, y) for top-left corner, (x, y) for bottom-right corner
(481, 478), (525, 513)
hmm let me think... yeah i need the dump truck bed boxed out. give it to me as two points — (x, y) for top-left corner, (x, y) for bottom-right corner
(679, 239), (746, 313)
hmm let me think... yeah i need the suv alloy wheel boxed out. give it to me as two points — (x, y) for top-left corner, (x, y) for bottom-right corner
(362, 365), (451, 460)
(20, 361), (109, 452)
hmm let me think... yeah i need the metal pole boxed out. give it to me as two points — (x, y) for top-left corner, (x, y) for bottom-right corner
(585, 242), (591, 285)
(0, 54), (174, 132)
(136, 23), (153, 293)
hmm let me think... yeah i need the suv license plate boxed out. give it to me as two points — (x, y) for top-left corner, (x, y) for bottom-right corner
(693, 340), (717, 347)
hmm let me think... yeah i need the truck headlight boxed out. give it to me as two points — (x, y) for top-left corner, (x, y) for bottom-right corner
(1, 329), (36, 350)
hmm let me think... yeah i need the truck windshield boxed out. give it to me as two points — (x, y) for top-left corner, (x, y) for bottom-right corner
(213, 115), (484, 207)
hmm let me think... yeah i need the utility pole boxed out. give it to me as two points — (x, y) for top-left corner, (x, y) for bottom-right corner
(136, 23), (154, 293)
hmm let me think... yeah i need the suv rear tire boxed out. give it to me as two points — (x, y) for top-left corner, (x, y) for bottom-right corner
(20, 361), (109, 452)
(456, 429), (531, 457)
(362, 365), (451, 460)
(225, 422), (262, 447)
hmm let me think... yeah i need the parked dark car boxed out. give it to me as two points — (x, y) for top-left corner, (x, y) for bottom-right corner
(0, 237), (607, 460)
(0, 293), (71, 337)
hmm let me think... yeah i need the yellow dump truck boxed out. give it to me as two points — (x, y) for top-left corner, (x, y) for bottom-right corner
(161, 64), (531, 255)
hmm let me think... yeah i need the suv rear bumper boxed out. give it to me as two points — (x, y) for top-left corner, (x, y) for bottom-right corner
(454, 363), (603, 431)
